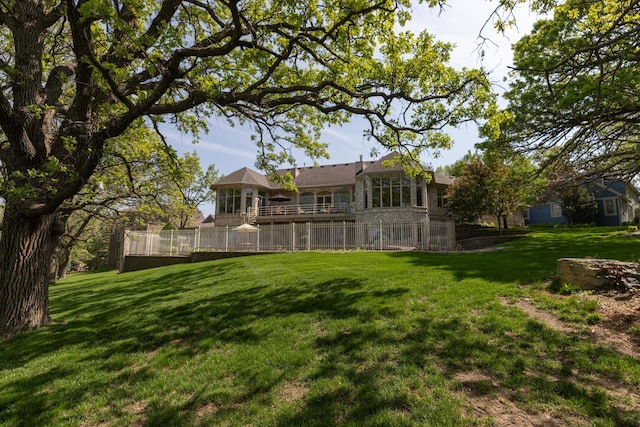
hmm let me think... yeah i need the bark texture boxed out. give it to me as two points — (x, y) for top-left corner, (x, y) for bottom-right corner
(0, 207), (61, 337)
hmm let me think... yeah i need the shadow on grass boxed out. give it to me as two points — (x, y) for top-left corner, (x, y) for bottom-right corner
(0, 261), (412, 426)
(274, 307), (639, 426)
(389, 227), (640, 284)
(2, 229), (639, 425)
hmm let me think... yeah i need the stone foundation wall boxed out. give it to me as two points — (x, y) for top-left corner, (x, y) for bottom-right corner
(355, 207), (429, 223)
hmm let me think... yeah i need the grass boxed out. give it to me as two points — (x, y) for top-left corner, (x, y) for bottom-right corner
(1, 226), (640, 426)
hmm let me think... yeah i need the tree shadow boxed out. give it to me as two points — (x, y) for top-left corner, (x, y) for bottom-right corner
(0, 262), (412, 426)
(2, 231), (638, 425)
(388, 229), (639, 285)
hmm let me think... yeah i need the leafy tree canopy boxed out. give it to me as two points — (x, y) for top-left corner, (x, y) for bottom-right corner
(496, 0), (640, 182)
(435, 151), (480, 177)
(0, 0), (501, 218)
(447, 151), (542, 230)
(51, 123), (219, 279)
(1, 0), (514, 337)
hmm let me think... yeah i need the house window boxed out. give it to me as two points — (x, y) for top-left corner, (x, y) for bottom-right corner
(245, 188), (254, 213)
(416, 180), (424, 207)
(550, 203), (563, 218)
(316, 191), (332, 209)
(334, 189), (351, 206)
(218, 188), (242, 214)
(436, 188), (448, 208)
(603, 198), (617, 216)
(300, 192), (314, 207)
(372, 176), (411, 207)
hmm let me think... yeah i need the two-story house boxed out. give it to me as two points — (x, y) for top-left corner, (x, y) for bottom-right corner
(211, 153), (454, 227)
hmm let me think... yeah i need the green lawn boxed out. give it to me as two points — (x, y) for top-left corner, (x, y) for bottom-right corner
(1, 227), (640, 426)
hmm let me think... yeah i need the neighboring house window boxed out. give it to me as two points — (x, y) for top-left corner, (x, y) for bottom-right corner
(436, 187), (447, 209)
(218, 188), (242, 214)
(603, 198), (617, 216)
(550, 202), (563, 218)
(372, 176), (410, 207)
(416, 180), (423, 207)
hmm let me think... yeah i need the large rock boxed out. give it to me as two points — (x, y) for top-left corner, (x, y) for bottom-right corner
(557, 258), (640, 290)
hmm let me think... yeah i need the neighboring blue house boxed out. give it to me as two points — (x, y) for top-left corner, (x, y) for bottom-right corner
(527, 179), (640, 226)
(526, 202), (569, 225)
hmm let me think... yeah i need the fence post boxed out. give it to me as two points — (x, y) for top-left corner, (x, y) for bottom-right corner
(448, 220), (456, 251)
(256, 226), (260, 252)
(306, 222), (311, 251)
(194, 228), (200, 253)
(426, 220), (430, 252)
(119, 229), (130, 273)
(343, 221), (346, 251)
(145, 228), (150, 256)
(291, 222), (295, 251)
(225, 226), (229, 252)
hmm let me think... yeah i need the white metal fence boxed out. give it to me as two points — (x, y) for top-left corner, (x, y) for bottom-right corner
(124, 220), (456, 256)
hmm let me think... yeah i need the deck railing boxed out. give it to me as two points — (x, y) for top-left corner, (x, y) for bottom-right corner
(124, 220), (456, 256)
(255, 203), (352, 217)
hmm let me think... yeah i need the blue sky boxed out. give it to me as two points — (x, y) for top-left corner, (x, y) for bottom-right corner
(165, 1), (542, 215)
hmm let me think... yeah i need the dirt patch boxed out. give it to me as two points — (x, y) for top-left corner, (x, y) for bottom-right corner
(456, 371), (569, 426)
(277, 380), (309, 403)
(505, 292), (640, 359)
(194, 402), (220, 420)
(456, 291), (640, 426)
(593, 291), (640, 348)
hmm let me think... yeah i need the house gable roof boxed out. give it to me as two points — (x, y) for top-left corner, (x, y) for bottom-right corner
(592, 179), (640, 203)
(359, 152), (405, 175)
(432, 172), (455, 186)
(212, 167), (274, 189)
(290, 162), (373, 188)
(211, 152), (452, 190)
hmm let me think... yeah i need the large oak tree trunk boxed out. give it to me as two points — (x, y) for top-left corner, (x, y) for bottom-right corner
(0, 207), (62, 338)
